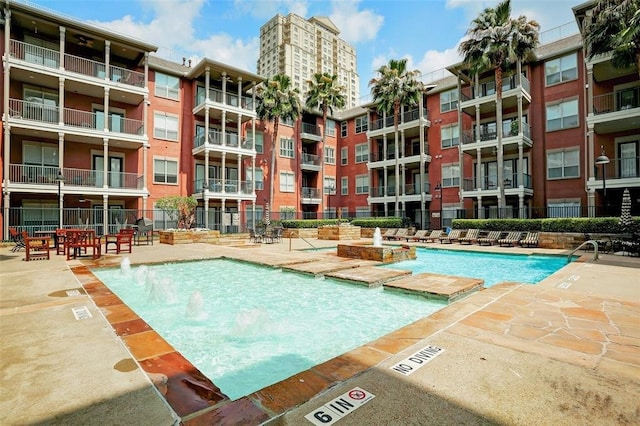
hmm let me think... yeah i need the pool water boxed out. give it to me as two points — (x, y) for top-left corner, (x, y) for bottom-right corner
(92, 259), (446, 400)
(382, 248), (572, 287)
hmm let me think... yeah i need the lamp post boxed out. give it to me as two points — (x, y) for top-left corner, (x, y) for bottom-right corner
(434, 182), (442, 229)
(327, 182), (335, 219)
(55, 169), (66, 229)
(595, 146), (610, 216)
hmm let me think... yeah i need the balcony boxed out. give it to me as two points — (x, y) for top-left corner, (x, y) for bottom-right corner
(301, 187), (321, 204)
(369, 107), (428, 132)
(300, 122), (322, 142)
(593, 88), (639, 115)
(462, 173), (533, 191)
(9, 40), (144, 88)
(199, 178), (254, 194)
(193, 130), (246, 149)
(459, 74), (531, 114)
(8, 99), (144, 137)
(590, 88), (640, 134)
(301, 153), (321, 172)
(9, 164), (143, 189)
(597, 156), (640, 180)
(460, 122), (532, 152)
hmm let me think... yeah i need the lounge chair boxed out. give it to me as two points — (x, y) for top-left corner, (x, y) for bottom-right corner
(519, 232), (539, 248)
(477, 231), (502, 246)
(408, 229), (429, 242)
(440, 229), (463, 244)
(498, 232), (522, 247)
(459, 228), (479, 245)
(382, 228), (398, 240)
(424, 230), (443, 243)
(390, 228), (410, 240)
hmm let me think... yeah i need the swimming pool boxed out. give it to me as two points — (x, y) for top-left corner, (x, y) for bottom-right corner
(93, 259), (446, 400)
(382, 248), (572, 287)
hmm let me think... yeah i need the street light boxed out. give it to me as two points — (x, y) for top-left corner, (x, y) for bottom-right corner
(434, 182), (442, 229)
(595, 146), (610, 216)
(55, 169), (66, 229)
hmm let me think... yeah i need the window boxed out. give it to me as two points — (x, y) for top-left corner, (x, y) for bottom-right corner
(324, 176), (336, 194)
(281, 116), (295, 127)
(155, 72), (180, 100)
(546, 99), (578, 131)
(441, 125), (460, 148)
(440, 89), (458, 112)
(247, 168), (264, 190)
(355, 115), (368, 133)
(153, 112), (179, 141)
(547, 200), (581, 218)
(326, 119), (336, 137)
(442, 164), (460, 187)
(341, 176), (348, 195)
(23, 87), (58, 123)
(545, 53), (577, 86)
(23, 142), (58, 166)
(154, 158), (178, 184)
(355, 174), (369, 194)
(279, 137), (294, 158)
(341, 121), (347, 137)
(341, 147), (348, 165)
(254, 132), (264, 154)
(355, 143), (369, 163)
(356, 207), (369, 217)
(547, 149), (579, 179)
(325, 146), (335, 164)
(279, 171), (295, 192)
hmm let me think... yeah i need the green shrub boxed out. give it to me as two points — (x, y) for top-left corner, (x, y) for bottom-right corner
(452, 217), (639, 233)
(349, 217), (404, 228)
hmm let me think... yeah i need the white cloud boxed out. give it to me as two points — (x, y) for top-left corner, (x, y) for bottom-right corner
(329, 0), (384, 44)
(232, 0), (308, 19)
(191, 34), (260, 72)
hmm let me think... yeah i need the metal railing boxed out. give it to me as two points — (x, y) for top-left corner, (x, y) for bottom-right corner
(9, 39), (60, 69)
(301, 153), (321, 166)
(462, 173), (533, 191)
(301, 122), (321, 136)
(301, 187), (320, 198)
(593, 87), (640, 115)
(9, 164), (143, 189)
(8, 99), (58, 123)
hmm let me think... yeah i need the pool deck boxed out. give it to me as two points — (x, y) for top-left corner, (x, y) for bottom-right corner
(0, 238), (639, 425)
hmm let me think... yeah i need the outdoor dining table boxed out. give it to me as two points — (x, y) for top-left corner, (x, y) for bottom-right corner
(65, 229), (102, 260)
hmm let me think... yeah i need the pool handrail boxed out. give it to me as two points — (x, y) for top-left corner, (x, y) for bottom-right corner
(569, 240), (599, 262)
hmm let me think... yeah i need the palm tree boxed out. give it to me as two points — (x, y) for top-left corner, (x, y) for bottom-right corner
(305, 72), (346, 215)
(255, 74), (302, 212)
(369, 58), (424, 214)
(583, 0), (640, 77)
(458, 0), (539, 212)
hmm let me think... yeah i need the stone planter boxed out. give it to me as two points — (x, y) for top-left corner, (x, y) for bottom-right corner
(282, 228), (317, 239)
(317, 226), (361, 240)
(159, 230), (220, 245)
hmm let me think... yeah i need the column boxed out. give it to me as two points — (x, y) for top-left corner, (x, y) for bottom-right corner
(104, 41), (110, 80)
(477, 197), (483, 219)
(103, 195), (109, 235)
(237, 155), (242, 194)
(221, 152), (227, 193)
(221, 111), (226, 146)
(144, 52), (149, 89)
(59, 27), (65, 71)
(237, 77), (243, 108)
(58, 77), (65, 125)
(58, 133), (65, 170)
(142, 143), (149, 194)
(103, 138), (109, 189)
(518, 142), (524, 189)
(103, 87), (110, 132)
(59, 134), (66, 228)
(476, 148), (481, 190)
(400, 129), (406, 196)
(221, 72), (227, 104)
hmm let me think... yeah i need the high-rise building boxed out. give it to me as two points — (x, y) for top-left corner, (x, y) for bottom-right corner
(257, 13), (360, 109)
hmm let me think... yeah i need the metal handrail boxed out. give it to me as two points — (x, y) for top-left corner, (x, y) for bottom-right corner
(568, 240), (599, 262)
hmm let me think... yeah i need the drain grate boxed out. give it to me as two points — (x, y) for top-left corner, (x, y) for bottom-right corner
(72, 306), (92, 320)
(66, 289), (81, 297)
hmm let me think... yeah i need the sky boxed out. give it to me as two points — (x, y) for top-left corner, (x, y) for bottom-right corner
(29, 0), (583, 100)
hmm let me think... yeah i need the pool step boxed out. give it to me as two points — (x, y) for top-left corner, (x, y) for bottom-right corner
(383, 273), (484, 303)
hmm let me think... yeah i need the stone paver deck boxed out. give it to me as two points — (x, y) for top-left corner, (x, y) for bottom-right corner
(384, 272), (485, 302)
(1, 238), (639, 425)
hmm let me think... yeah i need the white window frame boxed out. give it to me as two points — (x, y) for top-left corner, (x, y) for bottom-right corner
(341, 147), (348, 165)
(546, 99), (578, 132)
(441, 124), (460, 148)
(442, 163), (460, 187)
(355, 143), (369, 163)
(356, 207), (370, 217)
(547, 199), (581, 218)
(154, 72), (180, 100)
(440, 89), (458, 112)
(355, 115), (368, 133)
(341, 176), (348, 195)
(341, 121), (347, 137)
(153, 157), (178, 184)
(325, 146), (335, 164)
(254, 132), (264, 154)
(326, 119), (336, 137)
(547, 148), (580, 179)
(545, 53), (578, 86)
(279, 171), (295, 192)
(153, 112), (179, 141)
(279, 137), (295, 158)
(355, 174), (369, 194)
(247, 168), (264, 190)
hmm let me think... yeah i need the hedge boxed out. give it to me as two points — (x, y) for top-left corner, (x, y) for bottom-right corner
(452, 217), (639, 234)
(280, 217), (404, 229)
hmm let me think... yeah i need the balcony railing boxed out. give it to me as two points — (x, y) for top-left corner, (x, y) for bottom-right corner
(9, 39), (145, 88)
(369, 116), (396, 131)
(462, 173), (533, 191)
(462, 122), (531, 144)
(8, 99), (58, 123)
(209, 130), (240, 147)
(597, 156), (640, 179)
(301, 187), (320, 198)
(203, 88), (254, 109)
(460, 73), (530, 102)
(369, 109), (426, 131)
(200, 178), (253, 194)
(593, 87), (640, 115)
(9, 164), (143, 189)
(301, 153), (320, 167)
(301, 122), (321, 136)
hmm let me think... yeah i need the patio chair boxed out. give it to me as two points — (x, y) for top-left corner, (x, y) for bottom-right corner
(459, 229), (480, 245)
(135, 217), (154, 245)
(440, 229), (463, 244)
(390, 228), (410, 240)
(22, 231), (50, 261)
(477, 231), (502, 246)
(105, 228), (133, 254)
(9, 228), (25, 252)
(249, 228), (262, 244)
(519, 232), (539, 248)
(408, 229), (429, 242)
(498, 232), (523, 247)
(382, 228), (398, 240)
(424, 230), (443, 243)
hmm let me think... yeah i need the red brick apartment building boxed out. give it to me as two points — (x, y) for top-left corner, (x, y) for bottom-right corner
(1, 0), (639, 239)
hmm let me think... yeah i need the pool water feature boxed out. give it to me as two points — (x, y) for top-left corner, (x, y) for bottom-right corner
(383, 248), (572, 287)
(92, 259), (446, 400)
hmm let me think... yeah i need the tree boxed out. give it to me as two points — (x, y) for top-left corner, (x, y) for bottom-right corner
(583, 0), (640, 77)
(305, 72), (346, 214)
(156, 196), (197, 229)
(255, 74), (302, 211)
(369, 58), (424, 214)
(459, 0), (539, 211)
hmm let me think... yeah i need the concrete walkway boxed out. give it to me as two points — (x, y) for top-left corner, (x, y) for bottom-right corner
(0, 238), (638, 425)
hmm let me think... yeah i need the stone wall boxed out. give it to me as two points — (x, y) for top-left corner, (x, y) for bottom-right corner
(337, 243), (416, 263)
(317, 226), (361, 240)
(159, 230), (220, 245)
